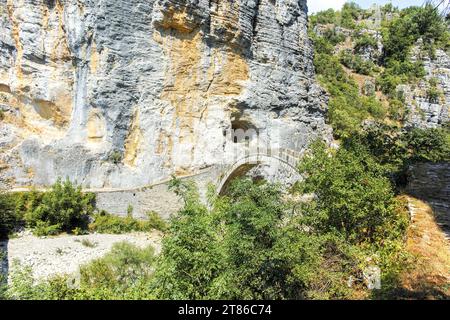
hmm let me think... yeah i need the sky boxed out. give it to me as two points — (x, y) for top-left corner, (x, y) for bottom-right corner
(307, 0), (426, 14)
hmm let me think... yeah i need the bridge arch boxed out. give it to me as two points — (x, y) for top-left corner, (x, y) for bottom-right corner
(216, 149), (304, 196)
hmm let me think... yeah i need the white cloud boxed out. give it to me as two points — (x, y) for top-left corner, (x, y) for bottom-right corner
(307, 0), (347, 14)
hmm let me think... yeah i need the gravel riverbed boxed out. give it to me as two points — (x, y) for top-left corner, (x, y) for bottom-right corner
(0, 231), (162, 280)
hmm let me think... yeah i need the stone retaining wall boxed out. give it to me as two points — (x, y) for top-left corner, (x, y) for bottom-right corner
(93, 169), (217, 219)
(406, 162), (450, 213)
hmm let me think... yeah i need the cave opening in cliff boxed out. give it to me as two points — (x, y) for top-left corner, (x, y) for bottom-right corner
(231, 118), (257, 144)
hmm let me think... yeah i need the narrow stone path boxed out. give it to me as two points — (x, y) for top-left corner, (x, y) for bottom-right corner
(401, 196), (450, 298)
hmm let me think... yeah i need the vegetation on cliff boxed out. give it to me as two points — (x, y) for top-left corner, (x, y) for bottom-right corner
(310, 2), (449, 138)
(1, 2), (449, 301)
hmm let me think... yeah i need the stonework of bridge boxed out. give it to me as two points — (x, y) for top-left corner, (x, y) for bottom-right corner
(94, 148), (304, 219)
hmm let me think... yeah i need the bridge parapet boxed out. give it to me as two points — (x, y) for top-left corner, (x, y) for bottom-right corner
(216, 147), (305, 195)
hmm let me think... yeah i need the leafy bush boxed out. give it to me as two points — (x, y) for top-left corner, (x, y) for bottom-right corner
(340, 2), (363, 29)
(32, 221), (62, 237)
(151, 175), (407, 300)
(0, 192), (20, 239)
(339, 50), (377, 75)
(311, 29), (389, 138)
(349, 123), (450, 186)
(354, 34), (378, 54)
(24, 178), (95, 236)
(146, 211), (168, 232)
(297, 140), (408, 244)
(426, 78), (442, 103)
(89, 211), (167, 234)
(379, 4), (448, 93)
(405, 127), (450, 163)
(108, 150), (122, 164)
(76, 242), (155, 299)
(4, 242), (156, 300)
(322, 28), (346, 46)
(309, 9), (338, 26)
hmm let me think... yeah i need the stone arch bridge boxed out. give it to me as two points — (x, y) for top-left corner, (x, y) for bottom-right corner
(94, 148), (304, 219)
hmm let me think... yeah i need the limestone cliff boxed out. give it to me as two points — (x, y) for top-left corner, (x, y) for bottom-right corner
(0, 0), (330, 189)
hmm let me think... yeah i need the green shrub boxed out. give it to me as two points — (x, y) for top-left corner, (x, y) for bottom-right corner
(354, 34), (378, 54)
(310, 9), (338, 26)
(152, 176), (405, 300)
(388, 98), (407, 121)
(340, 50), (377, 75)
(89, 211), (167, 234)
(81, 239), (97, 248)
(340, 2), (363, 29)
(127, 204), (133, 216)
(0, 192), (19, 239)
(24, 178), (95, 236)
(108, 150), (122, 164)
(405, 127), (450, 163)
(33, 221), (61, 237)
(381, 4), (448, 76)
(146, 211), (168, 232)
(322, 28), (346, 46)
(297, 140), (408, 244)
(4, 242), (156, 300)
(348, 123), (450, 187)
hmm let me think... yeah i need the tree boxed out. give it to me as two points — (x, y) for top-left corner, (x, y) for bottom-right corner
(297, 140), (407, 244)
(24, 178), (95, 235)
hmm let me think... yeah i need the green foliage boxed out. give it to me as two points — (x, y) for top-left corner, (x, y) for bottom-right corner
(89, 211), (167, 234)
(309, 9), (337, 26)
(75, 242), (155, 299)
(382, 5), (448, 61)
(152, 176), (406, 299)
(4, 242), (156, 300)
(23, 178), (95, 235)
(340, 2), (363, 29)
(350, 123), (450, 185)
(312, 3), (449, 129)
(108, 150), (122, 164)
(354, 34), (378, 55)
(378, 4), (449, 95)
(297, 140), (410, 291)
(0, 192), (19, 239)
(33, 221), (62, 237)
(377, 60), (426, 96)
(297, 140), (407, 244)
(146, 211), (168, 232)
(404, 127), (450, 163)
(314, 48), (386, 138)
(322, 28), (346, 46)
(426, 78), (442, 103)
(127, 204), (133, 216)
(311, 28), (388, 138)
(151, 179), (225, 299)
(388, 98), (407, 121)
(340, 50), (378, 75)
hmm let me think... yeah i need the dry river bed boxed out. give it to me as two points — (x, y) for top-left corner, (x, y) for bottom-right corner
(0, 230), (163, 280)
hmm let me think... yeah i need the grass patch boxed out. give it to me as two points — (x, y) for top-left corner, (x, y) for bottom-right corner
(81, 239), (98, 248)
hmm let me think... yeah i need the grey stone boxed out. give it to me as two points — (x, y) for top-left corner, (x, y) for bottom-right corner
(0, 0), (331, 192)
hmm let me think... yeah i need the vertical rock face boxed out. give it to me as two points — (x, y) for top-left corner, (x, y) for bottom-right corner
(404, 47), (450, 129)
(0, 0), (330, 189)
